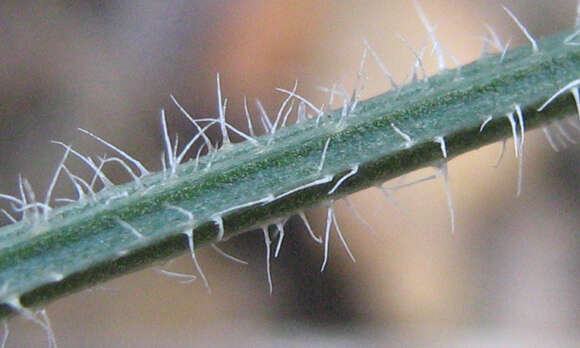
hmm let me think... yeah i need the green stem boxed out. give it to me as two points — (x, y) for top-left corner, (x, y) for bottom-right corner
(0, 28), (578, 319)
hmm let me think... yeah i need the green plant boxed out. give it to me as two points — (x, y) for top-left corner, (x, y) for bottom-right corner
(0, 3), (579, 345)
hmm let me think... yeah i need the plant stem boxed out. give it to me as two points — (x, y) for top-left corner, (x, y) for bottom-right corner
(0, 27), (578, 319)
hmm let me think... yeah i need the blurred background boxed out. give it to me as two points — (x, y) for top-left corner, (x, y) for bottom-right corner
(1, 0), (579, 346)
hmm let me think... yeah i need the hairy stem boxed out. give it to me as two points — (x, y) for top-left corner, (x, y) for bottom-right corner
(0, 28), (578, 319)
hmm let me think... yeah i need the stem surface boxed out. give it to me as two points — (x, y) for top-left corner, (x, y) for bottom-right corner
(0, 28), (578, 318)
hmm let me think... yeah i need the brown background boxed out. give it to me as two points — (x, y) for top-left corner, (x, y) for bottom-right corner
(1, 0), (579, 346)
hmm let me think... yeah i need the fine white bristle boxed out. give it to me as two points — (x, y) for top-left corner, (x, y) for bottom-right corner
(298, 211), (322, 244)
(363, 37), (398, 89)
(6, 298), (57, 348)
(343, 197), (376, 235)
(514, 105), (526, 197)
(330, 206), (356, 263)
(1, 320), (8, 348)
(320, 201), (356, 272)
(170, 94), (215, 152)
(576, 0), (580, 27)
(243, 96), (256, 137)
(502, 6), (539, 52)
(261, 226), (273, 295)
(164, 204), (209, 292)
(62, 165), (95, 201)
(43, 146), (70, 218)
(160, 109), (175, 174)
(1, 209), (16, 223)
(271, 175), (333, 202)
(439, 162), (455, 233)
(572, 87), (580, 120)
(434, 136), (447, 158)
(413, 0), (446, 71)
(493, 139), (508, 167)
(78, 129), (149, 177)
(222, 122), (259, 145)
(274, 222), (285, 258)
(390, 122), (413, 147)
(554, 121), (577, 145)
(183, 228), (211, 293)
(537, 79), (580, 112)
(273, 81), (298, 134)
(210, 243), (248, 265)
(500, 38), (512, 63)
(328, 165), (359, 195)
(386, 173), (438, 192)
(567, 118), (580, 133)
(155, 269), (196, 284)
(480, 115), (493, 132)
(216, 73), (231, 146)
(318, 138), (332, 172)
(37, 309), (57, 348)
(506, 112), (519, 158)
(275, 88), (323, 116)
(484, 23), (505, 52)
(213, 216), (225, 242)
(320, 202), (333, 272)
(255, 99), (273, 134)
(564, 29), (580, 46)
(115, 218), (145, 239)
(215, 195), (274, 217)
(280, 100), (295, 129)
(176, 121), (218, 165)
(99, 156), (141, 184)
(0, 193), (23, 207)
(397, 33), (427, 82)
